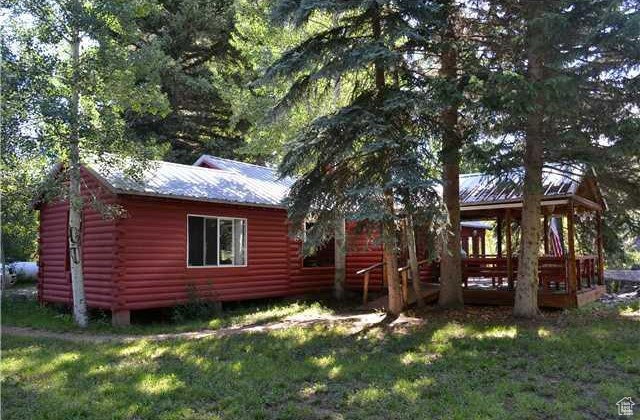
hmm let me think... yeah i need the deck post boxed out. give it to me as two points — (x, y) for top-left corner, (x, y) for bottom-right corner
(596, 211), (604, 285)
(543, 214), (549, 255)
(567, 200), (578, 295)
(472, 234), (480, 258)
(496, 217), (503, 257)
(401, 270), (409, 303)
(506, 209), (513, 289)
(363, 272), (370, 305)
(481, 234), (486, 258)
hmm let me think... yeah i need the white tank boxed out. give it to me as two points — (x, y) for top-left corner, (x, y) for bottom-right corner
(12, 262), (39, 280)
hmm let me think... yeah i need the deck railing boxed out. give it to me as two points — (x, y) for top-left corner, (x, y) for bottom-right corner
(357, 259), (435, 305)
(398, 259), (431, 303)
(356, 262), (384, 305)
(576, 255), (599, 289)
(357, 254), (601, 305)
(462, 254), (601, 293)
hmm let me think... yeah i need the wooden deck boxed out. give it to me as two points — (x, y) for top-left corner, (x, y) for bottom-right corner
(361, 283), (440, 311)
(362, 284), (606, 311)
(463, 285), (606, 308)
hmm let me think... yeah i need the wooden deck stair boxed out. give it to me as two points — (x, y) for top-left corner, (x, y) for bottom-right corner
(361, 283), (440, 311)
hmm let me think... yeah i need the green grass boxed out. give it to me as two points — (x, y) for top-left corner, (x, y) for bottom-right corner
(1, 296), (335, 335)
(2, 301), (639, 419)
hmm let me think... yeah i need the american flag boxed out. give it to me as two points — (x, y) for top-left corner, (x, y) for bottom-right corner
(549, 217), (564, 257)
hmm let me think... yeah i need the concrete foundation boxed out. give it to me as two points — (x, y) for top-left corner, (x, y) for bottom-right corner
(111, 309), (131, 327)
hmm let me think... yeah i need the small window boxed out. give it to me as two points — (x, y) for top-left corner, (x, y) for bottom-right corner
(302, 222), (335, 267)
(188, 215), (247, 267)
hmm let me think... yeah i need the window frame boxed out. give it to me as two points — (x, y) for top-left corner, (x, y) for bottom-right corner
(186, 214), (248, 268)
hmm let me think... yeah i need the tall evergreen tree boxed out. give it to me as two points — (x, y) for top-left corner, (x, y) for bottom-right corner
(264, 1), (443, 314)
(473, 0), (640, 317)
(437, 0), (464, 308)
(128, 0), (243, 163)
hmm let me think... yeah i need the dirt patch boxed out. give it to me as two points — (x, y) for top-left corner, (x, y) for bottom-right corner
(2, 312), (393, 344)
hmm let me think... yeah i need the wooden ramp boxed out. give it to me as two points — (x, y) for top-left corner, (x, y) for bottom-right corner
(361, 283), (440, 311)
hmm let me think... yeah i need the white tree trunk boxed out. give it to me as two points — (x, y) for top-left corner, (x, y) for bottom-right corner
(68, 25), (88, 327)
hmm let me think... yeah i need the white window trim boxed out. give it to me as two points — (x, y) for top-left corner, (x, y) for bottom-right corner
(186, 214), (248, 268)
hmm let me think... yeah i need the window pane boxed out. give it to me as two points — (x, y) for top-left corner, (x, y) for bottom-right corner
(233, 219), (246, 265)
(204, 218), (218, 265)
(219, 219), (233, 265)
(188, 216), (204, 266)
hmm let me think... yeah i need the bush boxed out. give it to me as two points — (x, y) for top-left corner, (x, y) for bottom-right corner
(172, 282), (221, 323)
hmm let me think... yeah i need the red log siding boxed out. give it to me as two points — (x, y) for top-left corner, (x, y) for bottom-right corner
(115, 196), (291, 309)
(38, 167), (389, 311)
(39, 200), (69, 304)
(345, 227), (384, 292)
(115, 197), (385, 309)
(38, 168), (118, 309)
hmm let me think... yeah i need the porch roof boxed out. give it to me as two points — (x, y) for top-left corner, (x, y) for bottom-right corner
(459, 166), (605, 215)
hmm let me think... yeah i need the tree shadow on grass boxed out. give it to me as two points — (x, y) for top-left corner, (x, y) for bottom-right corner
(2, 307), (638, 420)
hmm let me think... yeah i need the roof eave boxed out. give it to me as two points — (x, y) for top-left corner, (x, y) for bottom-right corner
(113, 189), (288, 210)
(460, 194), (574, 210)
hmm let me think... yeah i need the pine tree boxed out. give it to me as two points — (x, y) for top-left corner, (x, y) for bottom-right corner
(437, 0), (464, 308)
(128, 0), (243, 163)
(473, 0), (640, 318)
(264, 1), (443, 314)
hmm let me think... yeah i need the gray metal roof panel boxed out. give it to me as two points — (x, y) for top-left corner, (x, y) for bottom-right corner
(460, 166), (582, 206)
(86, 156), (585, 209)
(87, 158), (290, 207)
(194, 155), (295, 187)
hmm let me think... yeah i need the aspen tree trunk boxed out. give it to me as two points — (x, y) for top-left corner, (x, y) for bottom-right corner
(406, 216), (424, 307)
(68, 24), (88, 327)
(438, 1), (463, 308)
(514, 2), (544, 318)
(334, 215), (346, 300)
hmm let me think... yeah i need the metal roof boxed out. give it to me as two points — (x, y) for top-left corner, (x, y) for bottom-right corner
(84, 155), (589, 210)
(86, 157), (292, 208)
(460, 167), (581, 207)
(193, 155), (296, 187)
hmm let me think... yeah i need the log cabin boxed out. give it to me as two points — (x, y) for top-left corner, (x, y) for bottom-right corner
(36, 156), (606, 324)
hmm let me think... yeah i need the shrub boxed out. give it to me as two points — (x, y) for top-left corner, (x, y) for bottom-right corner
(172, 282), (221, 323)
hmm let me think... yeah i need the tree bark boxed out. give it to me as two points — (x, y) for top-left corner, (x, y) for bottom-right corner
(68, 23), (88, 327)
(514, 2), (544, 318)
(406, 216), (424, 307)
(384, 195), (403, 314)
(372, 4), (402, 314)
(334, 215), (346, 300)
(438, 2), (463, 308)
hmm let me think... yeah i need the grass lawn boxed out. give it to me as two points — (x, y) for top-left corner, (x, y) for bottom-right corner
(1, 294), (335, 335)
(2, 298), (639, 419)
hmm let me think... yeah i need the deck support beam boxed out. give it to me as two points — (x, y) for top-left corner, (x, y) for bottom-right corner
(567, 200), (577, 295)
(506, 209), (513, 289)
(596, 211), (604, 285)
(496, 217), (503, 257)
(543, 215), (549, 255)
